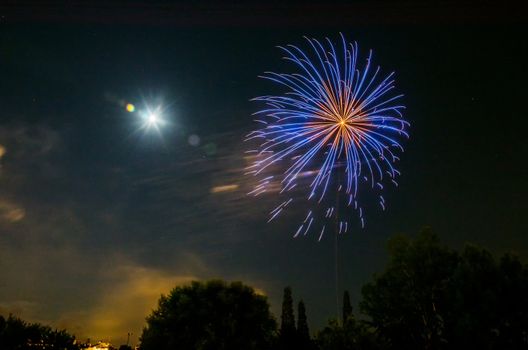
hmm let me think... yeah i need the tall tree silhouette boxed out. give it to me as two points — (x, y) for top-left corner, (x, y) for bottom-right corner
(280, 286), (295, 334)
(297, 300), (309, 341)
(279, 286), (296, 349)
(342, 290), (353, 324)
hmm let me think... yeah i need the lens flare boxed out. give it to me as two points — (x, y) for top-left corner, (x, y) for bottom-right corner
(126, 103), (135, 112)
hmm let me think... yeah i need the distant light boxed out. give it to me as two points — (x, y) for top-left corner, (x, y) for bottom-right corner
(6, 208), (25, 222)
(0, 145), (5, 158)
(125, 103), (135, 112)
(0, 200), (25, 223)
(210, 184), (239, 193)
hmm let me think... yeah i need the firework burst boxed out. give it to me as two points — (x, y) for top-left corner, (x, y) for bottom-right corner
(245, 34), (409, 240)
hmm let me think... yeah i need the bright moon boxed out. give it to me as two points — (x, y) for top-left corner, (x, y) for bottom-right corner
(147, 113), (159, 126)
(137, 103), (167, 132)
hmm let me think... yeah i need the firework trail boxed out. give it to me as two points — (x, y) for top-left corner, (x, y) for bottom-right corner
(246, 34), (409, 240)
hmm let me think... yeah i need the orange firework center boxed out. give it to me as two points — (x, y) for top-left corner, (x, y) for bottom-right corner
(337, 116), (355, 127)
(332, 115), (366, 146)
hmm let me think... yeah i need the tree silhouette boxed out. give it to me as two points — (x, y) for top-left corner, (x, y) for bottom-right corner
(277, 286), (296, 349)
(315, 289), (387, 350)
(443, 246), (528, 348)
(139, 280), (276, 350)
(297, 299), (317, 349)
(280, 286), (295, 334)
(360, 229), (456, 349)
(0, 314), (79, 350)
(343, 291), (353, 324)
(316, 318), (347, 350)
(360, 228), (528, 349)
(297, 300), (309, 341)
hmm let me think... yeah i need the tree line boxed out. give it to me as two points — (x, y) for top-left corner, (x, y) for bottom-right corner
(0, 314), (78, 350)
(139, 229), (528, 350)
(2, 229), (528, 349)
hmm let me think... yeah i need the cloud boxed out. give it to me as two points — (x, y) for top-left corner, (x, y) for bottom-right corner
(0, 123), (60, 159)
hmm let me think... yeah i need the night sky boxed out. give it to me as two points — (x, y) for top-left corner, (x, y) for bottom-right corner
(1, 1), (527, 346)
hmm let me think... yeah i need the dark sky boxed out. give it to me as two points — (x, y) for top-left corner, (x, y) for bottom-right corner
(1, 1), (527, 346)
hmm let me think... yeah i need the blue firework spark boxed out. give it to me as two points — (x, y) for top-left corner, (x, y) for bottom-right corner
(246, 35), (409, 240)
